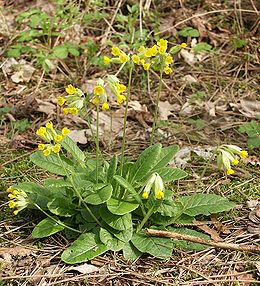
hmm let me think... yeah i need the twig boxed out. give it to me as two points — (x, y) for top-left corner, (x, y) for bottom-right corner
(145, 229), (260, 253)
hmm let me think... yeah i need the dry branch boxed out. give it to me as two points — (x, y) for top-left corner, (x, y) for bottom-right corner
(145, 229), (260, 253)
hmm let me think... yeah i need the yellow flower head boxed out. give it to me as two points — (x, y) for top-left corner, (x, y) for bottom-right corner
(143, 62), (151, 71)
(164, 66), (172, 75)
(103, 56), (111, 65)
(226, 168), (234, 175)
(38, 143), (45, 151)
(65, 84), (77, 95)
(232, 159), (239, 166)
(13, 210), (19, 215)
(102, 102), (109, 110)
(111, 46), (121, 56)
(8, 193), (17, 199)
(155, 190), (164, 200)
(157, 39), (168, 48)
(142, 191), (149, 200)
(132, 55), (141, 64)
(116, 83), (126, 93)
(91, 96), (100, 105)
(240, 150), (248, 159)
(46, 121), (53, 129)
(63, 108), (69, 115)
(159, 46), (167, 54)
(62, 127), (70, 136)
(138, 45), (146, 53)
(52, 144), (61, 153)
(9, 200), (17, 209)
(140, 59), (145, 65)
(54, 135), (63, 142)
(36, 127), (47, 137)
(94, 85), (105, 96)
(117, 94), (126, 104)
(180, 43), (187, 48)
(43, 149), (51, 156)
(151, 45), (158, 56)
(144, 48), (153, 58)
(119, 53), (128, 63)
(57, 96), (66, 106)
(6, 186), (15, 193)
(70, 107), (78, 115)
(165, 55), (173, 65)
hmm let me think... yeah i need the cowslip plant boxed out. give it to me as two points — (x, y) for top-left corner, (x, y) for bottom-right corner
(6, 39), (240, 264)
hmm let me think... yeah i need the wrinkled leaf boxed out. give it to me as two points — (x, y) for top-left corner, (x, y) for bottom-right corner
(123, 241), (142, 261)
(107, 198), (139, 215)
(99, 228), (125, 251)
(32, 218), (64, 238)
(84, 184), (112, 205)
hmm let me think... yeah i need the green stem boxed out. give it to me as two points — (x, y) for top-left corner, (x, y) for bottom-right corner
(137, 205), (154, 232)
(34, 203), (81, 233)
(95, 105), (100, 182)
(150, 65), (163, 145)
(120, 64), (134, 175)
(57, 154), (101, 226)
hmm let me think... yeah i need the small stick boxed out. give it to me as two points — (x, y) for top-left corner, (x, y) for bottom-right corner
(145, 229), (260, 253)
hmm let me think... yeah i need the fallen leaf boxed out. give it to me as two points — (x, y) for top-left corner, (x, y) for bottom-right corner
(182, 75), (197, 84)
(230, 99), (260, 118)
(158, 101), (174, 121)
(68, 129), (91, 144)
(193, 219), (223, 242)
(11, 64), (35, 83)
(35, 98), (56, 115)
(68, 263), (100, 274)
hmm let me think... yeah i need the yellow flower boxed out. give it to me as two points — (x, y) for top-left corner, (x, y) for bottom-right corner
(52, 144), (61, 153)
(155, 190), (164, 200)
(63, 108), (69, 115)
(13, 210), (19, 215)
(103, 56), (111, 65)
(117, 94), (126, 104)
(180, 43), (187, 48)
(36, 127), (47, 137)
(46, 121), (53, 129)
(57, 96), (66, 106)
(43, 149), (51, 156)
(164, 66), (172, 74)
(165, 55), (173, 65)
(70, 107), (78, 115)
(132, 55), (141, 64)
(142, 191), (149, 199)
(6, 186), (15, 193)
(102, 102), (109, 110)
(111, 46), (121, 56)
(54, 135), (63, 142)
(226, 168), (234, 175)
(8, 193), (17, 199)
(94, 85), (105, 96)
(240, 150), (248, 159)
(65, 84), (76, 95)
(91, 97), (100, 105)
(144, 48), (153, 58)
(116, 83), (126, 93)
(151, 45), (158, 56)
(62, 127), (70, 136)
(138, 45), (146, 53)
(232, 159), (239, 166)
(140, 59), (145, 65)
(159, 46), (167, 54)
(143, 62), (151, 71)
(157, 39), (168, 48)
(119, 53), (128, 63)
(38, 144), (45, 151)
(8, 200), (17, 209)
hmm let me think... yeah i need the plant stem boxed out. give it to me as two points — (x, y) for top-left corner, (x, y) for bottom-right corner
(95, 105), (100, 182)
(150, 65), (163, 145)
(137, 205), (154, 232)
(120, 64), (134, 175)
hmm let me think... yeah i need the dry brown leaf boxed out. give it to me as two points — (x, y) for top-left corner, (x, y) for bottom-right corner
(230, 99), (260, 118)
(35, 98), (56, 115)
(158, 101), (174, 121)
(68, 263), (100, 274)
(11, 64), (35, 83)
(0, 246), (32, 257)
(194, 219), (223, 242)
(68, 129), (90, 144)
(128, 100), (152, 128)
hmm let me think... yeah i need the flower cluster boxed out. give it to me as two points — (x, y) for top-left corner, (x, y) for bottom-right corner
(103, 46), (129, 65)
(6, 186), (28, 215)
(216, 145), (248, 175)
(142, 173), (165, 200)
(36, 122), (70, 156)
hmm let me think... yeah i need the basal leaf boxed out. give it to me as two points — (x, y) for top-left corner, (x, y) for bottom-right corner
(61, 232), (108, 264)
(123, 241), (142, 261)
(61, 135), (85, 163)
(32, 218), (64, 238)
(84, 184), (112, 205)
(107, 198), (139, 215)
(152, 145), (179, 171)
(179, 194), (235, 216)
(157, 167), (187, 182)
(107, 155), (118, 183)
(99, 228), (125, 251)
(47, 197), (75, 217)
(44, 178), (71, 188)
(131, 232), (173, 259)
(52, 45), (68, 59)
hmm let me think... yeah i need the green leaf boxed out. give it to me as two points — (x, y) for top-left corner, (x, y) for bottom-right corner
(84, 184), (112, 205)
(44, 178), (71, 188)
(157, 167), (187, 182)
(68, 47), (80, 57)
(177, 27), (200, 37)
(100, 207), (132, 231)
(152, 145), (179, 171)
(192, 42), (212, 53)
(52, 45), (69, 59)
(30, 152), (74, 175)
(99, 228), (125, 251)
(131, 144), (162, 182)
(47, 197), (75, 217)
(61, 232), (108, 264)
(131, 232), (173, 259)
(168, 227), (210, 251)
(239, 120), (260, 149)
(61, 135), (85, 163)
(123, 241), (142, 261)
(32, 218), (64, 238)
(107, 155), (118, 183)
(107, 198), (139, 215)
(179, 194), (235, 216)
